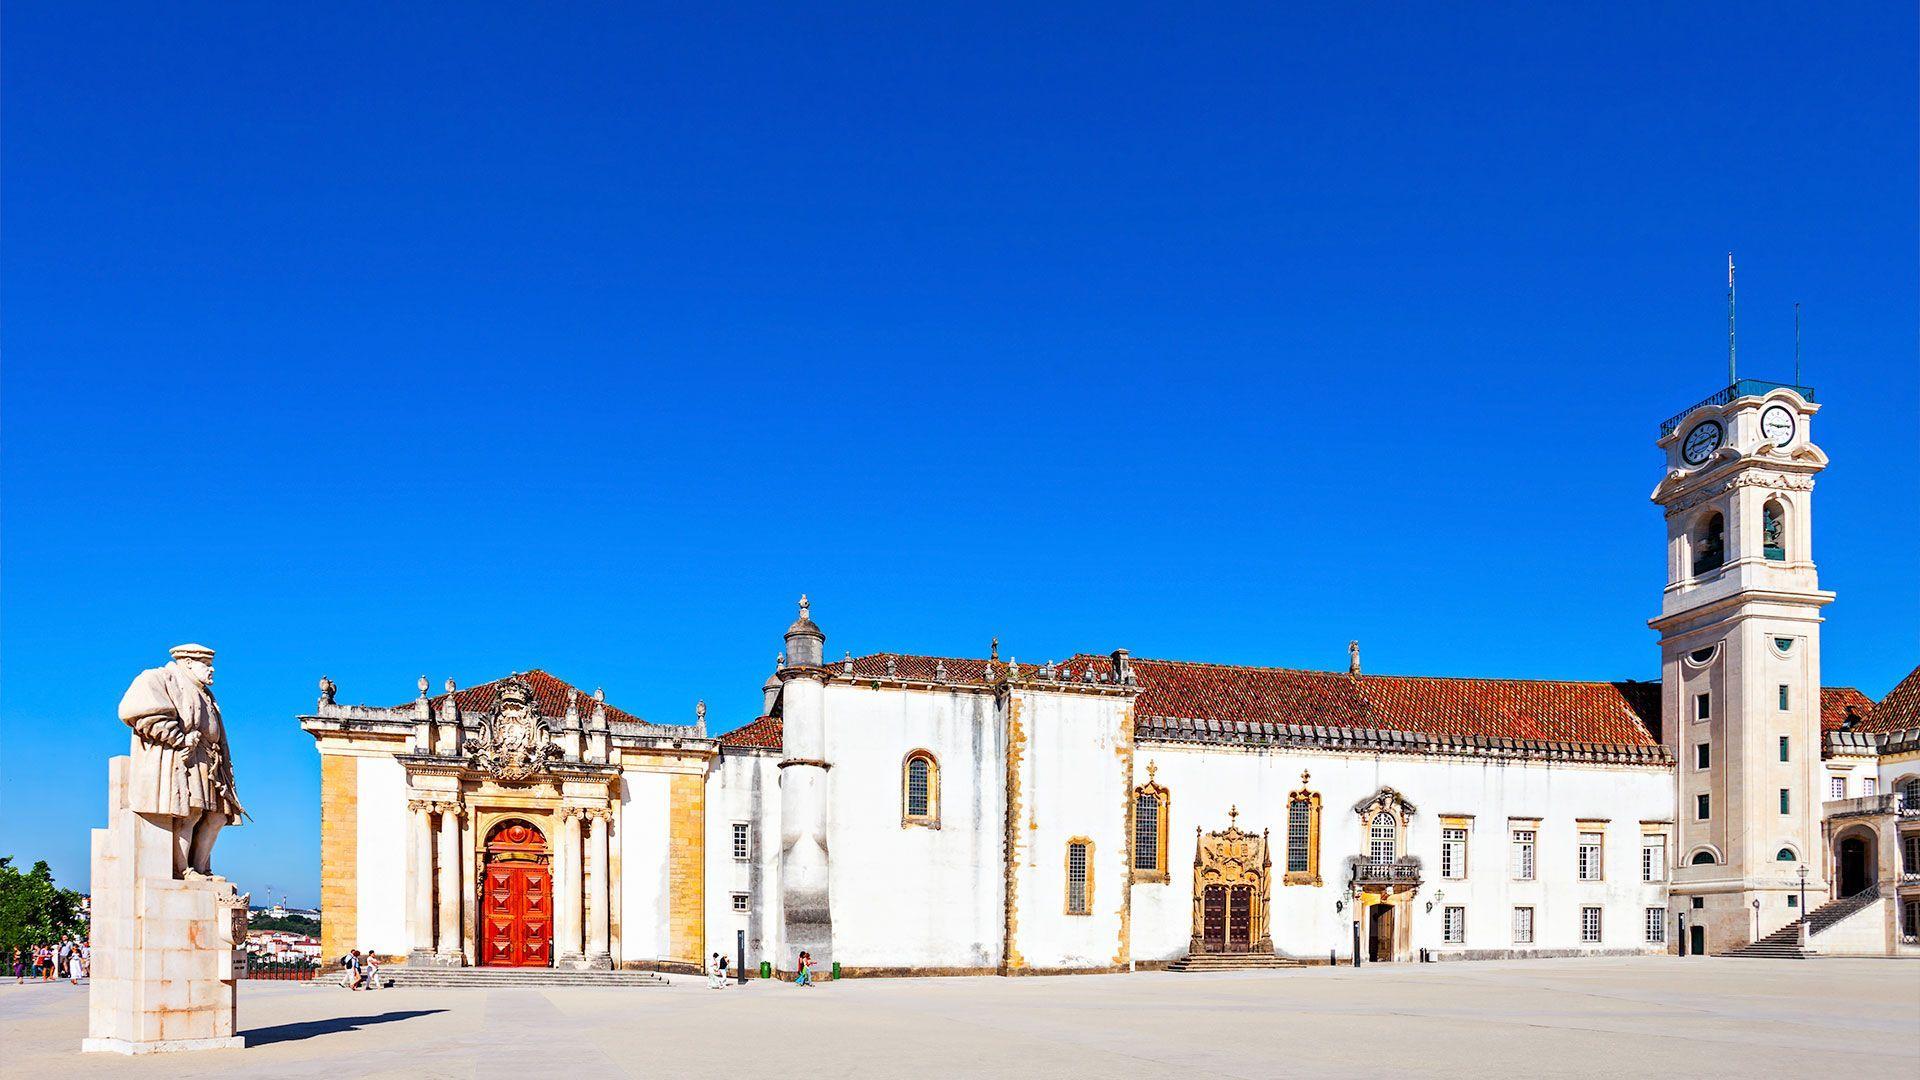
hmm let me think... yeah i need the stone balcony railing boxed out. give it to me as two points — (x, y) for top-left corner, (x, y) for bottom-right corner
(1347, 856), (1423, 888)
(1823, 793), (1916, 819)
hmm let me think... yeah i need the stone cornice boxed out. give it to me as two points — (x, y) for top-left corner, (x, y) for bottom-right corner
(1135, 722), (1673, 767)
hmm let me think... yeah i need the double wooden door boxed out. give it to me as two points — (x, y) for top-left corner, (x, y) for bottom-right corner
(481, 864), (553, 967)
(1200, 885), (1253, 952)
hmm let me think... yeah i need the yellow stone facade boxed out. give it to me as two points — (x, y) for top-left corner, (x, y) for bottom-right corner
(318, 753), (358, 963)
(668, 771), (706, 965)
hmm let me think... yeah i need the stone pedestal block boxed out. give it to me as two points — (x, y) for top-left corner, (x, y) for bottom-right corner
(83, 756), (246, 1055)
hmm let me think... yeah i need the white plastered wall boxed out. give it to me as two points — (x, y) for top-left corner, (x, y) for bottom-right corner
(355, 754), (408, 955)
(705, 751), (783, 970)
(618, 770), (672, 962)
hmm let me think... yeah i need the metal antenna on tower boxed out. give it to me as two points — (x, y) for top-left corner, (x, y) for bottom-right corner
(1726, 252), (1737, 385)
(1794, 302), (1802, 386)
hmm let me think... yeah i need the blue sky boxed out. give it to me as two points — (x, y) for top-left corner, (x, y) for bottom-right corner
(3, 4), (1913, 907)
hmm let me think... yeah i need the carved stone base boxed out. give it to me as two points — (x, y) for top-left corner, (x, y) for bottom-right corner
(84, 1036), (245, 1055)
(406, 949), (439, 967)
(557, 953), (613, 971)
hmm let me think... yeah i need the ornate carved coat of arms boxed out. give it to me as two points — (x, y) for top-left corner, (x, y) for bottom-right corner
(467, 676), (554, 781)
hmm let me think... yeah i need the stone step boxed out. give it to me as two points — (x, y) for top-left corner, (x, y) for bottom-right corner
(379, 968), (672, 988)
(1166, 953), (1303, 972)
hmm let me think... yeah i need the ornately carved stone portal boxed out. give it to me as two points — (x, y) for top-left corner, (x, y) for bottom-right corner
(1190, 808), (1272, 955)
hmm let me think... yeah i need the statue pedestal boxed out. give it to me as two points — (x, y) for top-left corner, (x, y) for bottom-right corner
(83, 756), (246, 1054)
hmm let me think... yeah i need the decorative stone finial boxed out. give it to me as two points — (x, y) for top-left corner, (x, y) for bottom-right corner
(933, 658), (948, 680)
(593, 687), (605, 703)
(445, 677), (457, 693)
(777, 651), (787, 668)
(1229, 805), (1239, 827)
(696, 699), (707, 721)
(1348, 640), (1361, 675)
(798, 593), (810, 621)
(990, 636), (999, 661)
(843, 651), (854, 674)
(418, 675), (429, 698)
(1146, 761), (1157, 783)
(1300, 769), (1311, 786)
(884, 656), (897, 677)
(318, 675), (337, 705)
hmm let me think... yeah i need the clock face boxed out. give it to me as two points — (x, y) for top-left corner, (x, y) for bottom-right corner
(1681, 420), (1724, 465)
(1761, 405), (1796, 447)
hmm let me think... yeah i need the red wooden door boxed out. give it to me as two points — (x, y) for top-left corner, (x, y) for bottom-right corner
(1228, 886), (1252, 951)
(482, 865), (553, 967)
(1202, 886), (1227, 952)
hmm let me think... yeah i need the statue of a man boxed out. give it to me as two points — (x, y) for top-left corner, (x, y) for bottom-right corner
(117, 644), (244, 877)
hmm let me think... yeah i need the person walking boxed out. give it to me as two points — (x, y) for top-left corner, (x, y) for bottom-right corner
(717, 953), (729, 987)
(707, 952), (723, 989)
(794, 950), (812, 988)
(11, 946), (23, 984)
(38, 944), (53, 981)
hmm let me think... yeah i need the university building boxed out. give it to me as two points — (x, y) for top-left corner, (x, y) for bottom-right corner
(301, 381), (1920, 972)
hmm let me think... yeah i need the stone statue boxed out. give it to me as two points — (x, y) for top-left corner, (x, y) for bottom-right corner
(116, 643), (244, 878)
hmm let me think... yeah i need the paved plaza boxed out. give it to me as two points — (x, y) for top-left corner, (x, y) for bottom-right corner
(2, 958), (1915, 1078)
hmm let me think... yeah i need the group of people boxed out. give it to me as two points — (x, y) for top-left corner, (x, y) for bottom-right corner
(10, 938), (88, 984)
(338, 948), (383, 990)
(703, 950), (817, 987)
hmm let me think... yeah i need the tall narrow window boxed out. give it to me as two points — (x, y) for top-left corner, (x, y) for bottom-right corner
(1132, 778), (1170, 880)
(1779, 735), (1791, 761)
(1578, 832), (1604, 880)
(1696, 794), (1711, 820)
(1696, 743), (1711, 769)
(1695, 693), (1712, 722)
(1065, 839), (1092, 916)
(1828, 776), (1846, 800)
(1512, 906), (1535, 944)
(1642, 837), (1666, 883)
(731, 822), (751, 861)
(902, 750), (939, 827)
(1443, 906), (1466, 944)
(1581, 907), (1603, 943)
(1285, 780), (1322, 885)
(1369, 812), (1397, 865)
(1692, 512), (1726, 575)
(1902, 834), (1920, 875)
(1762, 500), (1786, 561)
(1898, 777), (1918, 808)
(1511, 828), (1536, 881)
(1644, 908), (1667, 944)
(1778, 684), (1791, 711)
(1441, 828), (1468, 880)
(1779, 788), (1791, 815)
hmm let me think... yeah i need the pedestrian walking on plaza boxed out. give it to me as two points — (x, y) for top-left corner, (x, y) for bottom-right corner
(343, 949), (365, 990)
(11, 946), (23, 983)
(38, 944), (54, 981)
(794, 950), (813, 988)
(708, 952), (723, 989)
(56, 937), (74, 983)
(718, 953), (729, 986)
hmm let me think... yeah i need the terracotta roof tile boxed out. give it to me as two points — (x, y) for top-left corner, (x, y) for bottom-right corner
(1819, 686), (1875, 734)
(406, 669), (647, 727)
(1855, 666), (1918, 734)
(718, 715), (783, 749)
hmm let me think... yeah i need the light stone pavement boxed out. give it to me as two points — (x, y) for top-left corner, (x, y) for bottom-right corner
(2, 958), (1915, 1078)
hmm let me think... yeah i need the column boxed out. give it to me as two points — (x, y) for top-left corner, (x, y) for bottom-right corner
(436, 804), (463, 962)
(408, 800), (434, 960)
(556, 807), (583, 963)
(586, 810), (611, 967)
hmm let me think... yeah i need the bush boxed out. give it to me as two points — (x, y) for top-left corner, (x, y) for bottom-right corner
(0, 857), (89, 955)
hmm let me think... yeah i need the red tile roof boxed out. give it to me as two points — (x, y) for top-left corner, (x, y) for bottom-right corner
(1856, 665), (1920, 734)
(718, 715), (782, 749)
(1819, 686), (1876, 734)
(1075, 655), (1664, 747)
(408, 669), (647, 727)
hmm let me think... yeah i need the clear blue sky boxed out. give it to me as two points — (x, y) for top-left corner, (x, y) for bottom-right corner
(3, 4), (1914, 907)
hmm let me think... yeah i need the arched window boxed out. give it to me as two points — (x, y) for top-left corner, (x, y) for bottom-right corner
(1776, 847), (1796, 862)
(1284, 779), (1323, 886)
(901, 751), (939, 827)
(1132, 776), (1170, 881)
(1692, 512), (1726, 575)
(1899, 777), (1920, 811)
(1369, 812), (1398, 864)
(1691, 850), (1717, 865)
(1762, 500), (1787, 561)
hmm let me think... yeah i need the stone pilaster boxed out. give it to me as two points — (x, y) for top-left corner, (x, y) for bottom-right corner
(435, 803), (465, 964)
(584, 808), (613, 969)
(317, 753), (358, 964)
(407, 799), (435, 963)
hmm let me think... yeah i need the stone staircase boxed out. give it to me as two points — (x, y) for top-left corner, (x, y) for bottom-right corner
(376, 966), (673, 989)
(1724, 885), (1880, 959)
(1166, 951), (1303, 972)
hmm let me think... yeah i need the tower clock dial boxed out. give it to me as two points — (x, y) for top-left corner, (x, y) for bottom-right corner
(1681, 420), (1724, 465)
(1761, 405), (1796, 447)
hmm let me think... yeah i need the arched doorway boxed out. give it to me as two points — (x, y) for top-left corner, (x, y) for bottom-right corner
(480, 820), (554, 967)
(1835, 831), (1877, 897)
(1367, 904), (1394, 962)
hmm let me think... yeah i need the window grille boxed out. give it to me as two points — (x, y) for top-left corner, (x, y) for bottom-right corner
(1369, 813), (1397, 865)
(1134, 793), (1160, 871)
(906, 755), (932, 819)
(1443, 906), (1465, 944)
(1578, 833), (1603, 880)
(1902, 834), (1920, 875)
(1863, 777), (1879, 797)
(1642, 838), (1665, 883)
(1066, 841), (1091, 915)
(1441, 828), (1467, 880)
(731, 892), (749, 913)
(1581, 907), (1602, 944)
(1287, 799), (1312, 873)
(731, 822), (750, 861)
(1511, 907), (1534, 944)
(1644, 907), (1666, 943)
(1829, 776), (1846, 800)
(1511, 830), (1536, 880)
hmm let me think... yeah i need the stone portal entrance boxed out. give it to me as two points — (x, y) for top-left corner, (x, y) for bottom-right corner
(1367, 904), (1394, 962)
(1189, 808), (1272, 955)
(1835, 831), (1876, 897)
(480, 820), (553, 967)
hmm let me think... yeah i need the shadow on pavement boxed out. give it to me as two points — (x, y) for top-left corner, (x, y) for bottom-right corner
(245, 1009), (446, 1046)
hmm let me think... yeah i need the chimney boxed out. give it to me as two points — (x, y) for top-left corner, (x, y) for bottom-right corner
(1111, 648), (1133, 684)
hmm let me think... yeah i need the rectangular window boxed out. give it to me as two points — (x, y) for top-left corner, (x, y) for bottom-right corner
(1578, 832), (1604, 881)
(1441, 828), (1468, 880)
(1134, 794), (1161, 872)
(1696, 794), (1710, 820)
(1905, 901), (1920, 939)
(1066, 841), (1090, 916)
(1581, 907), (1603, 944)
(1779, 736), (1790, 762)
(1511, 830), (1536, 880)
(1645, 907), (1666, 944)
(1512, 906), (1534, 944)
(1778, 684), (1790, 710)
(1863, 777), (1878, 796)
(1788, 894), (1798, 908)
(1286, 799), (1311, 874)
(1691, 896), (1704, 910)
(1695, 743), (1710, 769)
(731, 892), (749, 913)
(731, 822), (750, 861)
(1695, 692), (1711, 721)
(1443, 906), (1466, 944)
(1829, 776), (1846, 800)
(1780, 789), (1791, 815)
(1642, 837), (1666, 882)
(1902, 834), (1920, 875)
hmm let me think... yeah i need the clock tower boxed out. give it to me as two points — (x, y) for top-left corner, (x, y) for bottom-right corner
(1650, 381), (1832, 952)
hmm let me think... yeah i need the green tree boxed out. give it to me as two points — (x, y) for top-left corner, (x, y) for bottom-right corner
(0, 857), (90, 955)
